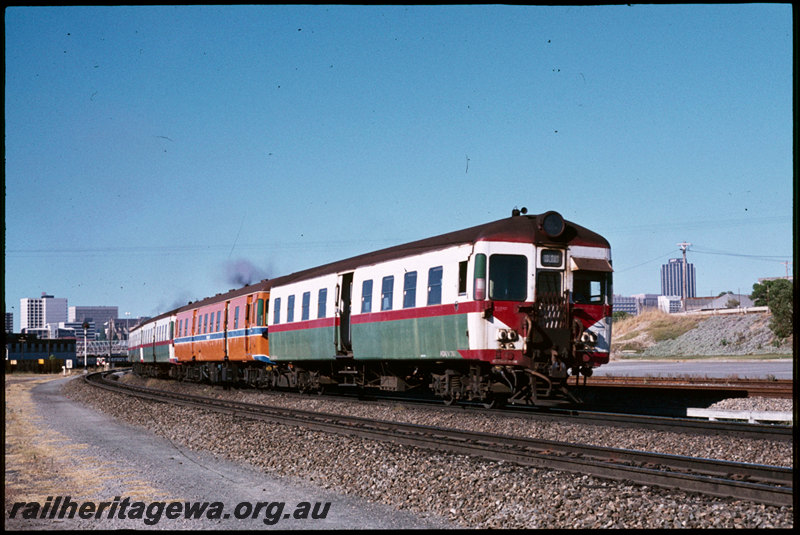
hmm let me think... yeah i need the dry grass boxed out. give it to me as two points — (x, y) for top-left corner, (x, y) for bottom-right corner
(611, 309), (700, 354)
(4, 376), (94, 505)
(4, 375), (172, 514)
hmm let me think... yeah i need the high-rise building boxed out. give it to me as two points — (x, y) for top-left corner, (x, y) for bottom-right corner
(69, 306), (118, 338)
(20, 293), (68, 332)
(5, 311), (13, 333)
(660, 258), (696, 299)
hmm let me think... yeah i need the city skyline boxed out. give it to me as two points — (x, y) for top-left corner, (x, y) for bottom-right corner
(8, 250), (788, 334)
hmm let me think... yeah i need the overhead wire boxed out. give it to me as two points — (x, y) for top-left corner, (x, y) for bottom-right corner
(690, 245), (792, 263)
(613, 250), (679, 274)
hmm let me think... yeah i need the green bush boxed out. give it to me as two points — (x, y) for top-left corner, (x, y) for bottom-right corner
(751, 279), (794, 339)
(612, 311), (631, 322)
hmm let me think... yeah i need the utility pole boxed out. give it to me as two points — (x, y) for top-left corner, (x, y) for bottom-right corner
(677, 242), (692, 312)
(108, 317), (114, 369)
(82, 321), (89, 371)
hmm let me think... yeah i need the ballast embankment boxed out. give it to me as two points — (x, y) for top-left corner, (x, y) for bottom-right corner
(611, 310), (792, 358)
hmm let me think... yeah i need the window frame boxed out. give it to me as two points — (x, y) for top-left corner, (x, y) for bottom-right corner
(403, 271), (417, 309)
(287, 295), (295, 323)
(301, 292), (311, 321)
(361, 280), (373, 313)
(381, 276), (394, 311)
(427, 266), (443, 305)
(318, 288), (327, 319)
(272, 299), (280, 325)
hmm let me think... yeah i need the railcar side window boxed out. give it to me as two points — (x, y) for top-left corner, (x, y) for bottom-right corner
(361, 280), (373, 313)
(458, 261), (468, 295)
(381, 276), (394, 311)
(234, 306), (240, 329)
(204, 314), (209, 333)
(403, 271), (417, 308)
(216, 310), (222, 331)
(272, 299), (280, 325)
(318, 288), (327, 318)
(301, 292), (310, 321)
(256, 299), (264, 325)
(287, 295), (295, 322)
(489, 254), (528, 301)
(428, 266), (443, 305)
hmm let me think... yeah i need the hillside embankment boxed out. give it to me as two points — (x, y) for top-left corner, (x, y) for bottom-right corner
(610, 310), (793, 359)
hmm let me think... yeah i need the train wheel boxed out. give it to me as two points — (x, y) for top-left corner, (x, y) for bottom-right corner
(442, 394), (457, 406)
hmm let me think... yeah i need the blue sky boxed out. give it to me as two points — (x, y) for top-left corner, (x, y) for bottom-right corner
(4, 5), (794, 329)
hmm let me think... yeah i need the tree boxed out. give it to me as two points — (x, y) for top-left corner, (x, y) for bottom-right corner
(612, 311), (631, 322)
(751, 279), (794, 338)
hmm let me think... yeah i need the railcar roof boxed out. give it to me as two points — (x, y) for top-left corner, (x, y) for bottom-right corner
(134, 212), (609, 326)
(266, 211), (608, 287)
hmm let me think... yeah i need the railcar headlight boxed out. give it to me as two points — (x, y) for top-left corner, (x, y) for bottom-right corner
(581, 330), (598, 346)
(540, 211), (565, 238)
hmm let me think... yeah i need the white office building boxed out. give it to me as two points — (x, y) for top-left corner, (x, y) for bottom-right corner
(20, 293), (68, 333)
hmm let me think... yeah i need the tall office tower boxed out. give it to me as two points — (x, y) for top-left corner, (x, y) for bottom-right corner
(5, 311), (13, 333)
(20, 293), (68, 332)
(69, 306), (119, 337)
(660, 258), (696, 298)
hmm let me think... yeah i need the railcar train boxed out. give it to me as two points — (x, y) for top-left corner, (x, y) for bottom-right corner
(130, 209), (612, 406)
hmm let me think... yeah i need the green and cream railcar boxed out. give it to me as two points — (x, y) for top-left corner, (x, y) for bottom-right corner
(128, 311), (176, 376)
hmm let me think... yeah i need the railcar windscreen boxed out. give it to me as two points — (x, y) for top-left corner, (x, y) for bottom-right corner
(489, 254), (528, 301)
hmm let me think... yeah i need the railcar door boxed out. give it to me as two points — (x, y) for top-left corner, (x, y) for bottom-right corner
(337, 272), (353, 355)
(535, 263), (570, 356)
(223, 301), (230, 359)
(244, 296), (252, 356)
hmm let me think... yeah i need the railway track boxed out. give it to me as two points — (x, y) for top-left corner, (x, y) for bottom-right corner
(581, 375), (793, 398)
(85, 371), (793, 506)
(318, 388), (793, 441)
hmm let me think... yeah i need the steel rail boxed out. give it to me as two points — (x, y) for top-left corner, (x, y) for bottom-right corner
(85, 372), (793, 506)
(492, 406), (793, 442)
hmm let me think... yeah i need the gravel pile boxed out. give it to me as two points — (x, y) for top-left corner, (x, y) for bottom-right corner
(642, 313), (792, 357)
(707, 397), (794, 412)
(62, 376), (793, 529)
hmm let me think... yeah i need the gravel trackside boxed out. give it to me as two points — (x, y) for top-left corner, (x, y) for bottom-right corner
(54, 374), (794, 529)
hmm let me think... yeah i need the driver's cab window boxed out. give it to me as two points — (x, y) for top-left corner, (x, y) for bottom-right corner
(572, 271), (610, 305)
